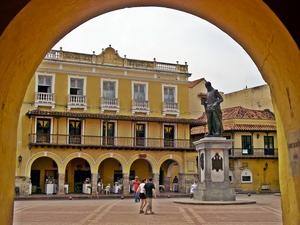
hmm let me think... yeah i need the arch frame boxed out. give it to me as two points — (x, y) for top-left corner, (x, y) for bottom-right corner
(157, 154), (184, 174)
(25, 151), (63, 177)
(95, 152), (127, 172)
(62, 152), (96, 173)
(126, 153), (159, 174)
(0, 1), (299, 225)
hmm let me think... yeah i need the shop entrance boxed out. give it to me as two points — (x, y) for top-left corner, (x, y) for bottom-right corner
(30, 157), (58, 194)
(159, 159), (179, 192)
(65, 158), (91, 193)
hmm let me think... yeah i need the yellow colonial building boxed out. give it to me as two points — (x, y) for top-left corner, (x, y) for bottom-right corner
(15, 46), (201, 195)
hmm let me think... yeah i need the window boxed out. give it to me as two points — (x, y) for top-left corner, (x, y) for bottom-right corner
(35, 74), (55, 107)
(103, 80), (116, 99)
(70, 78), (84, 95)
(38, 75), (53, 93)
(264, 136), (275, 155)
(164, 86), (176, 103)
(101, 80), (119, 111)
(164, 125), (175, 147)
(133, 83), (146, 102)
(241, 169), (253, 183)
(102, 121), (115, 145)
(132, 82), (149, 113)
(69, 120), (82, 144)
(241, 135), (252, 155)
(162, 85), (178, 115)
(36, 118), (51, 143)
(68, 77), (86, 109)
(135, 123), (146, 146)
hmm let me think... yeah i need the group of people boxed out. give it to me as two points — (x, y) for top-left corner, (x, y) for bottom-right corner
(132, 176), (156, 215)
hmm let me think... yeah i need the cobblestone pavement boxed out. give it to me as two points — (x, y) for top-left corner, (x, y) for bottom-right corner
(14, 194), (282, 225)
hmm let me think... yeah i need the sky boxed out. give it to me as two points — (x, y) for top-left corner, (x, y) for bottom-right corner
(53, 7), (265, 94)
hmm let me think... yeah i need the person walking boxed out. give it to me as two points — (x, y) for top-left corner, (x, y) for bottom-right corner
(144, 177), (156, 215)
(137, 178), (147, 214)
(133, 176), (140, 202)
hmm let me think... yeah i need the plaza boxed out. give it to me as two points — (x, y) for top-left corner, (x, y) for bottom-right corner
(14, 194), (282, 225)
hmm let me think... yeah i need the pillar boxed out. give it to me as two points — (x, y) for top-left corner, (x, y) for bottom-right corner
(122, 173), (129, 196)
(58, 173), (65, 195)
(164, 176), (171, 192)
(91, 173), (98, 195)
(153, 173), (160, 195)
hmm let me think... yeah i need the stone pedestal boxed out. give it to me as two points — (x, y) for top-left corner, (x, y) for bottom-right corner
(193, 137), (236, 201)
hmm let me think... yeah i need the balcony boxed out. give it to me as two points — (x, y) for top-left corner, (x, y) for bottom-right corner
(229, 148), (278, 158)
(35, 92), (55, 108)
(101, 97), (119, 112)
(68, 95), (87, 110)
(132, 100), (149, 114)
(28, 134), (193, 150)
(162, 102), (179, 116)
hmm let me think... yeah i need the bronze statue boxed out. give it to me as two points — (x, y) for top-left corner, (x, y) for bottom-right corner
(200, 81), (223, 136)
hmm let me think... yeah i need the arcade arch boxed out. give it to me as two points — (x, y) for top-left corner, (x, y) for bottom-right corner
(29, 156), (58, 194)
(159, 159), (180, 192)
(65, 158), (91, 193)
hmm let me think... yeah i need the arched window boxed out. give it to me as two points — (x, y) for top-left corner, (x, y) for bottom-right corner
(241, 169), (253, 183)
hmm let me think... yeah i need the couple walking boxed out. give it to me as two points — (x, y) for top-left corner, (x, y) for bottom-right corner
(136, 178), (156, 215)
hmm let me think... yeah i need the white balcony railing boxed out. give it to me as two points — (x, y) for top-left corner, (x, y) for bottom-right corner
(101, 97), (119, 112)
(162, 102), (179, 116)
(35, 92), (55, 107)
(68, 95), (87, 109)
(132, 100), (149, 114)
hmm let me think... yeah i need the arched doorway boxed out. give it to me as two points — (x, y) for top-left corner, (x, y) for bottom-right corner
(129, 159), (153, 193)
(98, 158), (123, 194)
(1, 1), (299, 224)
(159, 159), (179, 192)
(30, 157), (58, 194)
(65, 158), (91, 194)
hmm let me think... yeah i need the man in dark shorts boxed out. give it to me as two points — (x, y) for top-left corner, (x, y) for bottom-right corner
(144, 177), (156, 215)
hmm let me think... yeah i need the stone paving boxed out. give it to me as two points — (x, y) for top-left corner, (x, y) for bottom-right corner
(13, 194), (282, 225)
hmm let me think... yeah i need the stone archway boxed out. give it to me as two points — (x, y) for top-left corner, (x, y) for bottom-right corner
(0, 1), (299, 224)
(29, 157), (59, 194)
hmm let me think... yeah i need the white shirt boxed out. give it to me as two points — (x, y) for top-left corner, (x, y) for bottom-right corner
(138, 183), (145, 193)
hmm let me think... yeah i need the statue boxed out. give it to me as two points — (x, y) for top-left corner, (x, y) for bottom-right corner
(200, 81), (223, 136)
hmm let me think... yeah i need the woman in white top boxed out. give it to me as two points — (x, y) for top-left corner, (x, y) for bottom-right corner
(137, 178), (147, 214)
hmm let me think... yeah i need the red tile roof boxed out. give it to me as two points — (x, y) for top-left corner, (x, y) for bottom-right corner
(193, 106), (276, 135)
(198, 106), (275, 123)
(191, 123), (276, 135)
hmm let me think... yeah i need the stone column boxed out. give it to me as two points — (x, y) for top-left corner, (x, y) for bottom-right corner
(122, 173), (129, 196)
(164, 176), (171, 192)
(153, 173), (160, 195)
(58, 173), (65, 195)
(91, 173), (98, 195)
(178, 173), (187, 193)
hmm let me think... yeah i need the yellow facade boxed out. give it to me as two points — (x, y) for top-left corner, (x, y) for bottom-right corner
(15, 47), (199, 197)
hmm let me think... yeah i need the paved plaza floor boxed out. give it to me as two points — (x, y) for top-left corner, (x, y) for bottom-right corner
(14, 194), (282, 225)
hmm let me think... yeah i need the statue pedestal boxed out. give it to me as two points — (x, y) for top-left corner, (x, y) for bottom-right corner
(193, 137), (236, 201)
